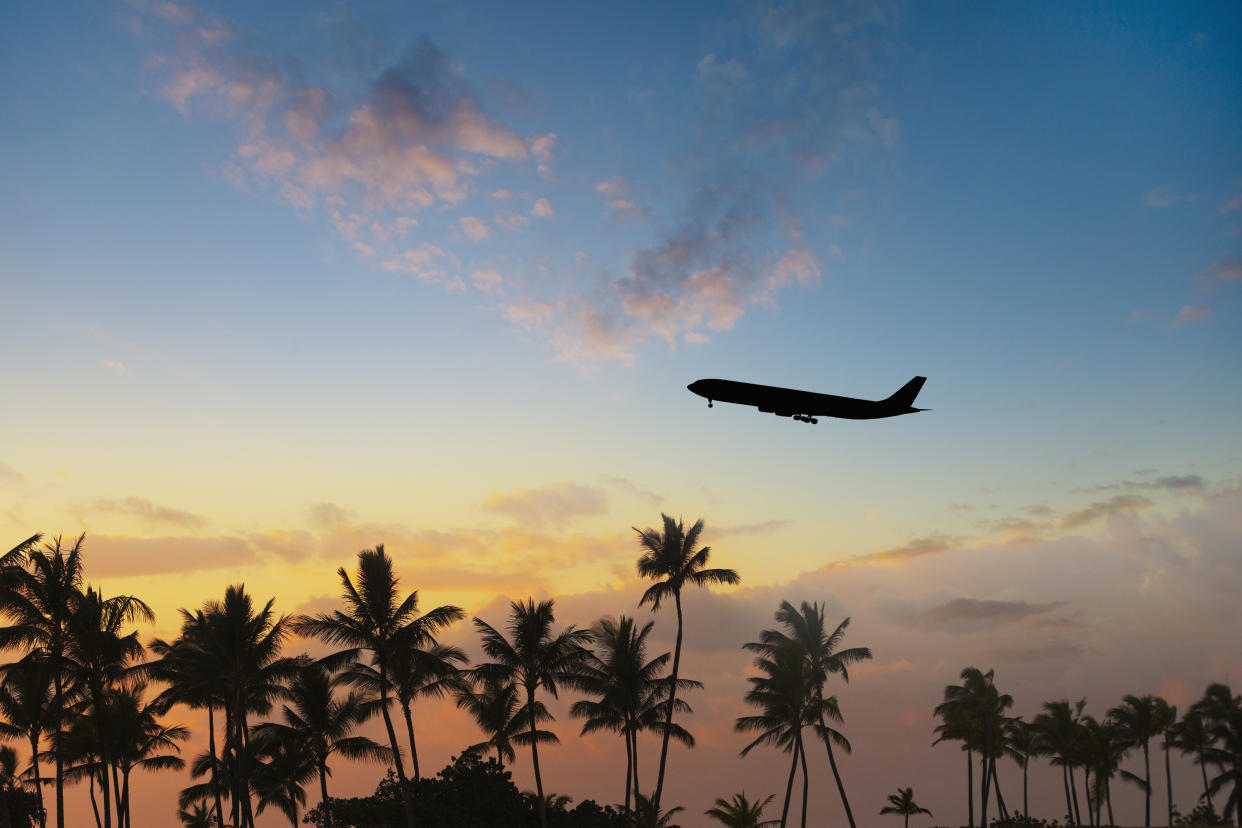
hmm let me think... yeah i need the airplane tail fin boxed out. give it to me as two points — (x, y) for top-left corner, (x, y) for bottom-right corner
(886, 376), (926, 408)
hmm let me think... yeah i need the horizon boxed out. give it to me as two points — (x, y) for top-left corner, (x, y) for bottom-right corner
(2, 1), (1240, 827)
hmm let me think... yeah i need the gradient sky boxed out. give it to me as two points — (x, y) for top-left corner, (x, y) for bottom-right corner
(2, 1), (1241, 826)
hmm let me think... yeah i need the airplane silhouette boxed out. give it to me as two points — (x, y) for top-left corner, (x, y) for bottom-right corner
(687, 376), (928, 424)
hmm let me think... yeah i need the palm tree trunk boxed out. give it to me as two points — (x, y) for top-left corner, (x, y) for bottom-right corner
(992, 756), (1009, 820)
(121, 770), (130, 828)
(318, 761), (333, 828)
(1062, 765), (1074, 825)
(1022, 755), (1029, 817)
(1163, 735), (1173, 827)
(819, 713), (858, 828)
(239, 709), (256, 828)
(378, 677), (418, 828)
(1143, 741), (1151, 827)
(797, 730), (809, 828)
(526, 686), (548, 828)
(88, 769), (100, 828)
(28, 734), (44, 828)
(632, 731), (642, 804)
(1083, 768), (1093, 826)
(623, 728), (633, 814)
(651, 590), (684, 825)
(1106, 777), (1114, 827)
(110, 762), (122, 828)
(52, 674), (63, 828)
(401, 700), (421, 779)
(1070, 766), (1082, 826)
(207, 705), (225, 828)
(780, 740), (799, 828)
(980, 753), (990, 828)
(968, 748), (975, 828)
(1199, 749), (1211, 809)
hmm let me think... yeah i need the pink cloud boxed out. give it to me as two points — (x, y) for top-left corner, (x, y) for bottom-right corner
(1173, 305), (1211, 325)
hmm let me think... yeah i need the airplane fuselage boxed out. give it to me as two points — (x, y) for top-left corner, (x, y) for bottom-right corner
(687, 377), (927, 422)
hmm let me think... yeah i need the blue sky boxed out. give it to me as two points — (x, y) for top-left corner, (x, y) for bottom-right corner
(1, 2), (1240, 824)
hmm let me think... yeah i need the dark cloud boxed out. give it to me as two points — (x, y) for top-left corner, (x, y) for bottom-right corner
(917, 598), (1066, 633)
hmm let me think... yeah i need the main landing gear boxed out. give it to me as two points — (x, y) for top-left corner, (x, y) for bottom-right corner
(707, 399), (713, 408)
(794, 415), (818, 424)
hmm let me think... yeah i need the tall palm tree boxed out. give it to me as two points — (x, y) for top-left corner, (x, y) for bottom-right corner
(65, 586), (154, 828)
(879, 787), (932, 828)
(571, 616), (699, 814)
(292, 545), (464, 828)
(1171, 709), (1215, 810)
(1035, 699), (1088, 825)
(934, 668), (1012, 827)
(0, 658), (53, 826)
(933, 702), (976, 827)
(635, 513), (739, 823)
(736, 639), (813, 828)
(1080, 714), (1145, 826)
(1153, 698), (1177, 827)
(0, 534), (88, 828)
(1003, 717), (1043, 817)
(107, 684), (188, 828)
(1108, 694), (1165, 827)
(454, 677), (557, 767)
(472, 598), (592, 828)
(705, 792), (778, 827)
(251, 659), (390, 828)
(345, 642), (466, 779)
(746, 604), (870, 828)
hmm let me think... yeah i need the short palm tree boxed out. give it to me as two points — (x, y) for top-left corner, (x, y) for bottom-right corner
(454, 677), (557, 767)
(177, 800), (213, 828)
(251, 659), (389, 828)
(472, 598), (592, 828)
(705, 792), (779, 827)
(880, 787), (932, 828)
(635, 514), (739, 824)
(292, 545), (464, 828)
(633, 792), (684, 828)
(0, 657), (53, 825)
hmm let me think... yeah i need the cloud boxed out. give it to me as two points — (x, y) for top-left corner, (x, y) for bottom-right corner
(531, 198), (555, 218)
(599, 476), (663, 507)
(1059, 495), (1152, 530)
(1173, 305), (1211, 325)
(471, 269), (503, 293)
(102, 360), (130, 374)
(914, 598), (1066, 633)
(479, 482), (609, 529)
(459, 216), (491, 241)
(1196, 259), (1242, 292)
(1143, 186), (1194, 208)
(90, 497), (207, 530)
(85, 535), (255, 577)
(529, 133), (559, 175)
(379, 243), (464, 291)
(708, 519), (794, 538)
(307, 502), (356, 530)
(491, 189), (512, 200)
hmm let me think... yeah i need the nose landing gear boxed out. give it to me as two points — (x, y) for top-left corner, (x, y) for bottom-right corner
(708, 400), (713, 408)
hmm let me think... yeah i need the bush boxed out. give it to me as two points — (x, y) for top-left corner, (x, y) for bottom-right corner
(1173, 801), (1231, 826)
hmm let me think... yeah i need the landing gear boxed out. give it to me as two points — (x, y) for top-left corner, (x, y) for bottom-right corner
(708, 400), (713, 408)
(793, 415), (818, 424)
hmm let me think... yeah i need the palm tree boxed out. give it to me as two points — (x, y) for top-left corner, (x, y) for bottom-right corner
(1196, 683), (1242, 824)
(1035, 699), (1087, 825)
(1153, 697), (1177, 827)
(454, 677), (557, 768)
(736, 639), (813, 828)
(177, 800), (213, 828)
(571, 616), (699, 814)
(633, 793), (684, 828)
(634, 513), (739, 823)
(472, 598), (592, 828)
(0, 744), (21, 828)
(0, 534), (88, 828)
(1171, 709), (1215, 810)
(1080, 714), (1145, 826)
(65, 586), (154, 828)
(746, 604), (869, 828)
(0, 658), (53, 826)
(249, 727), (313, 827)
(934, 668), (1012, 827)
(251, 659), (390, 828)
(933, 701), (976, 827)
(880, 787), (932, 828)
(107, 684), (188, 828)
(292, 545), (464, 828)
(705, 792), (779, 827)
(1003, 717), (1043, 817)
(345, 642), (466, 779)
(1108, 694), (1165, 827)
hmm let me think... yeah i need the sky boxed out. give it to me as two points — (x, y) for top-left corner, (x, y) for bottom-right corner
(1, 0), (1240, 825)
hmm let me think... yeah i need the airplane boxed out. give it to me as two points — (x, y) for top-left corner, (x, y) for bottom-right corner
(686, 376), (928, 424)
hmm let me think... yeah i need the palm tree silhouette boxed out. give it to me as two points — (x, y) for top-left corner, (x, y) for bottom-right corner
(1035, 698), (1088, 825)
(1108, 694), (1165, 826)
(879, 787), (932, 828)
(292, 545), (464, 828)
(704, 792), (778, 827)
(934, 668), (1012, 826)
(1195, 683), (1242, 824)
(633, 792), (684, 828)
(107, 683), (189, 828)
(1003, 717), (1043, 817)
(1153, 697), (1177, 827)
(634, 514), (739, 824)
(0, 657), (53, 826)
(1171, 708), (1215, 810)
(736, 639), (813, 828)
(177, 799), (213, 828)
(345, 641), (467, 779)
(454, 676), (557, 767)
(472, 598), (592, 828)
(249, 728), (312, 826)
(571, 615), (699, 814)
(0, 534), (88, 828)
(251, 658), (389, 828)
(746, 603), (869, 828)
(1079, 713), (1145, 825)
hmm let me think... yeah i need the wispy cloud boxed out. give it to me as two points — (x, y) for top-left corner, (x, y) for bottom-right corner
(1196, 259), (1242, 292)
(479, 482), (609, 529)
(1143, 186), (1194, 208)
(90, 497), (206, 529)
(1173, 305), (1212, 325)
